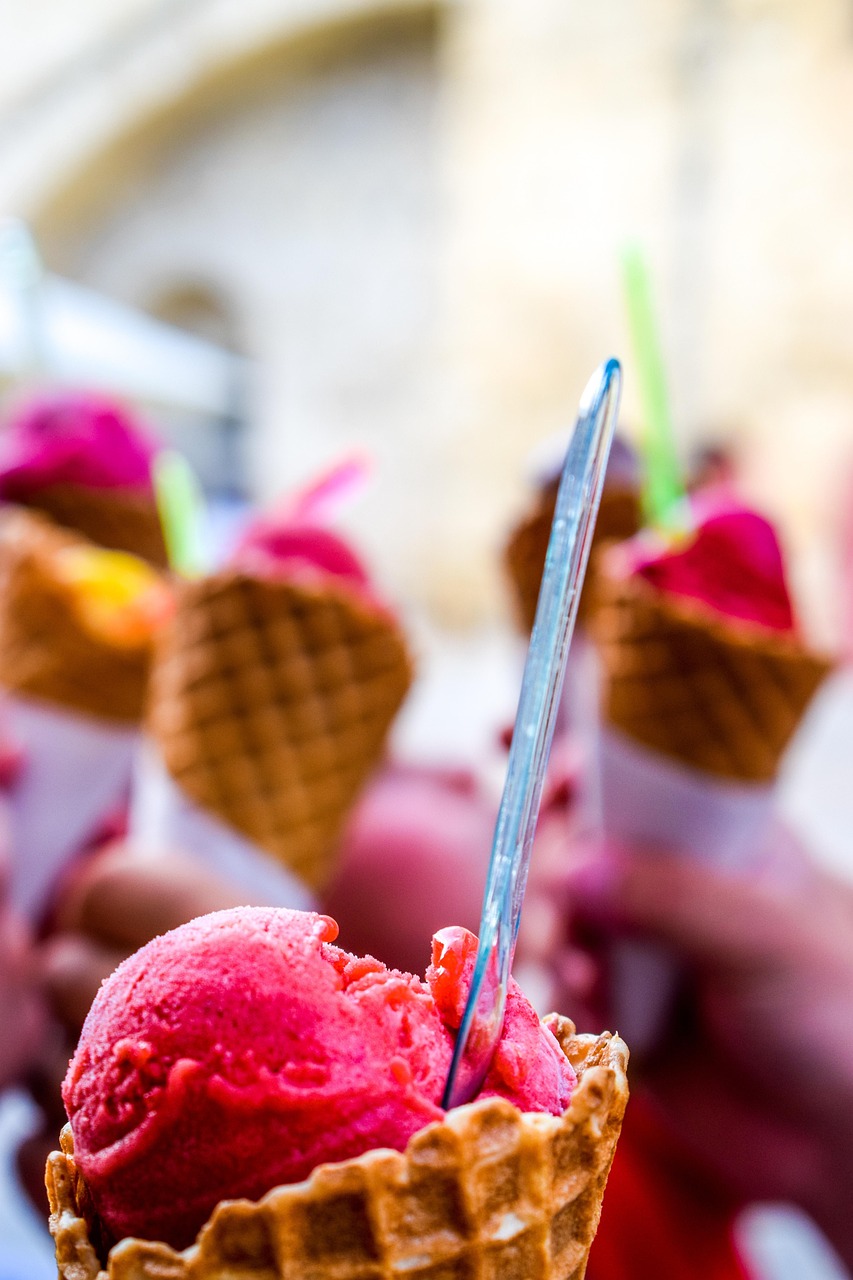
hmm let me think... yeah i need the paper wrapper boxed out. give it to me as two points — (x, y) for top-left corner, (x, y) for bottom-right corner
(589, 724), (776, 1053)
(47, 1017), (629, 1280)
(145, 570), (413, 892)
(14, 482), (168, 568)
(7, 694), (137, 920)
(588, 569), (834, 1052)
(131, 742), (316, 911)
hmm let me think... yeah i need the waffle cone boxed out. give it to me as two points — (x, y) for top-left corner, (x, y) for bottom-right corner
(592, 569), (834, 783)
(16, 482), (169, 567)
(505, 482), (639, 632)
(47, 1016), (628, 1280)
(147, 571), (413, 889)
(0, 509), (156, 723)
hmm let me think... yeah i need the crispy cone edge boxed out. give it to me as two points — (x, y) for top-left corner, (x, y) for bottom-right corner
(0, 508), (158, 723)
(592, 568), (835, 783)
(47, 1016), (629, 1280)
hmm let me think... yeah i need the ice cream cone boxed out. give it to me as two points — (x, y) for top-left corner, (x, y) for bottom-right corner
(47, 1016), (628, 1280)
(16, 481), (169, 567)
(0, 509), (172, 917)
(591, 569), (833, 783)
(0, 509), (156, 723)
(505, 479), (639, 633)
(146, 570), (413, 890)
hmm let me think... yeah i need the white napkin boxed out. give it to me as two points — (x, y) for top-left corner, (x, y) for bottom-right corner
(590, 724), (774, 1054)
(130, 741), (316, 911)
(6, 694), (138, 921)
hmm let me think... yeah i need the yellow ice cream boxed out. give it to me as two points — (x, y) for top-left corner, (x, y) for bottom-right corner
(55, 546), (172, 647)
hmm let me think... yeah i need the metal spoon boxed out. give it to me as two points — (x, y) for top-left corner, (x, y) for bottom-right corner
(442, 357), (621, 1108)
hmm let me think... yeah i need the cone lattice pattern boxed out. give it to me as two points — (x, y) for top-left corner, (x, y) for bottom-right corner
(0, 509), (155, 722)
(592, 571), (833, 782)
(147, 572), (413, 889)
(505, 483), (639, 633)
(47, 1018), (628, 1280)
(17, 482), (169, 567)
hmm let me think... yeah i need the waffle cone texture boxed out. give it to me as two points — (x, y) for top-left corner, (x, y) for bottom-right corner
(0, 509), (155, 723)
(147, 571), (413, 889)
(47, 1017), (629, 1280)
(592, 569), (834, 783)
(15, 481), (169, 567)
(504, 483), (639, 633)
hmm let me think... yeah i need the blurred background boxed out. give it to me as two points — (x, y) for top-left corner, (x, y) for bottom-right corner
(2, 0), (851, 637)
(3, 0), (849, 859)
(1, 0), (852, 1276)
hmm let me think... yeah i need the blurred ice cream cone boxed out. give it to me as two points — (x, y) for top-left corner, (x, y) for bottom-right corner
(20, 481), (168, 567)
(592, 569), (832, 785)
(145, 568), (412, 891)
(0, 508), (171, 917)
(0, 391), (167, 566)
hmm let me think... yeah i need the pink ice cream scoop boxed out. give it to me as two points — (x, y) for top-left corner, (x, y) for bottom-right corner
(0, 393), (159, 498)
(625, 493), (796, 633)
(232, 520), (376, 598)
(63, 907), (574, 1250)
(231, 459), (387, 611)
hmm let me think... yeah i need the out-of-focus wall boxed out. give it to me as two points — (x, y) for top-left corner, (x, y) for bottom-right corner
(1, 0), (851, 640)
(438, 0), (853, 642)
(0, 2), (447, 620)
(31, 18), (444, 617)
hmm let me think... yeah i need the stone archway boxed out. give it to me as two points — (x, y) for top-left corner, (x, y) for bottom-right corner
(0, 0), (441, 230)
(13, 3), (449, 618)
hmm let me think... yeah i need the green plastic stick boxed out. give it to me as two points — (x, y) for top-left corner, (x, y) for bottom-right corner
(153, 449), (207, 577)
(621, 244), (686, 531)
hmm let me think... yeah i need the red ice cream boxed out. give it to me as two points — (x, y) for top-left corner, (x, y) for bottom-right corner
(233, 520), (374, 596)
(0, 393), (159, 498)
(63, 907), (574, 1250)
(623, 492), (796, 634)
(230, 457), (388, 610)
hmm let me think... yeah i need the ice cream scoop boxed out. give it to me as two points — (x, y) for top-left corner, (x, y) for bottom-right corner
(53, 546), (174, 647)
(0, 392), (168, 565)
(63, 907), (575, 1250)
(0, 510), (169, 722)
(625, 494), (796, 634)
(0, 392), (157, 495)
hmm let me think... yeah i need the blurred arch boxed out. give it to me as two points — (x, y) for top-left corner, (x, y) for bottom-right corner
(20, 0), (446, 598)
(3, 0), (441, 239)
(146, 279), (242, 354)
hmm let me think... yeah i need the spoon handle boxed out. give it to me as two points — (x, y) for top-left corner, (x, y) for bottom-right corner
(442, 358), (621, 1109)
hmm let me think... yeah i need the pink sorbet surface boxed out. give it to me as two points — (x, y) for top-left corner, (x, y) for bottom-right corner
(232, 515), (388, 611)
(0, 393), (158, 497)
(63, 907), (574, 1250)
(627, 496), (796, 634)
